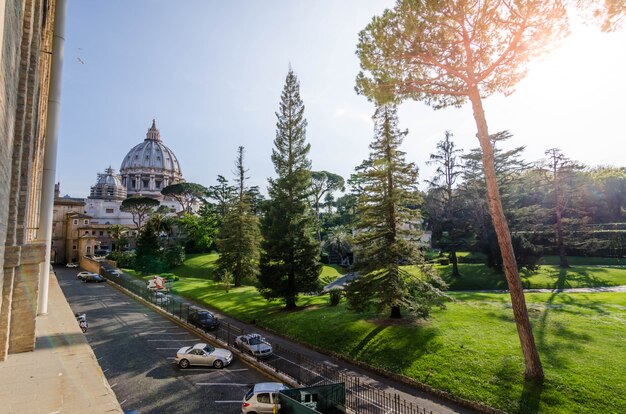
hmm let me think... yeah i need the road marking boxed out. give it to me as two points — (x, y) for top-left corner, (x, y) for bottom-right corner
(140, 332), (189, 335)
(196, 383), (249, 386)
(110, 383), (118, 388)
(156, 347), (180, 350)
(147, 339), (197, 342)
(119, 399), (127, 405)
(214, 400), (243, 403)
(103, 369), (109, 373)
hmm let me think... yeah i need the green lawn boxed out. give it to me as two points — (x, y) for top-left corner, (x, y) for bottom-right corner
(125, 253), (626, 413)
(432, 263), (626, 290)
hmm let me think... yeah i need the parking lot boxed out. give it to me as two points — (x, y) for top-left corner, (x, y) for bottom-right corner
(55, 265), (275, 414)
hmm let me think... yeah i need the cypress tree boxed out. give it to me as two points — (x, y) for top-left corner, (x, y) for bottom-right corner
(345, 104), (447, 318)
(216, 146), (261, 287)
(259, 68), (321, 309)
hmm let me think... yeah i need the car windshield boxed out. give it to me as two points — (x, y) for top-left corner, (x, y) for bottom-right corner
(203, 345), (215, 353)
(248, 337), (263, 345)
(199, 313), (213, 320)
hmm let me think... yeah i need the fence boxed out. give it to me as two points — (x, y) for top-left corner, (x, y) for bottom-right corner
(99, 265), (435, 414)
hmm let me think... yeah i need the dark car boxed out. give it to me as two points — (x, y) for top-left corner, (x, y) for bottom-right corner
(83, 274), (105, 283)
(188, 310), (220, 331)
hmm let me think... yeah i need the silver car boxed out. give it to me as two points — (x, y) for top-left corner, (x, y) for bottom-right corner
(241, 382), (288, 414)
(175, 343), (233, 369)
(234, 333), (273, 358)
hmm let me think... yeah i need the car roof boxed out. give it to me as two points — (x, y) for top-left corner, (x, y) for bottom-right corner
(192, 310), (214, 317)
(253, 382), (286, 393)
(191, 343), (208, 350)
(242, 333), (262, 339)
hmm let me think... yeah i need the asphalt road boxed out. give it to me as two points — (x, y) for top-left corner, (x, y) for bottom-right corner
(55, 265), (275, 414)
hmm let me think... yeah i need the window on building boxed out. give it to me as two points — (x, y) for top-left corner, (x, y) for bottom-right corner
(84, 220), (89, 225)
(99, 231), (103, 236)
(143, 179), (149, 188)
(131, 179), (136, 189)
(106, 208), (114, 214)
(155, 181), (161, 189)
(92, 231), (96, 235)
(72, 245), (77, 250)
(85, 231), (89, 235)
(73, 219), (78, 225)
(86, 246), (91, 254)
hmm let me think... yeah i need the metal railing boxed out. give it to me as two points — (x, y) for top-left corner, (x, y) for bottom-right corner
(99, 265), (435, 414)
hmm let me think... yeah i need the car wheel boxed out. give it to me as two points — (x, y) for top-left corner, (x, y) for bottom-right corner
(179, 359), (190, 369)
(213, 359), (224, 369)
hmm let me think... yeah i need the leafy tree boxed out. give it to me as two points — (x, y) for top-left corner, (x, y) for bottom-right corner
(345, 104), (446, 319)
(585, 167), (626, 223)
(207, 175), (236, 219)
(259, 68), (321, 309)
(573, 0), (626, 32)
(176, 207), (218, 252)
(161, 182), (208, 213)
(120, 196), (160, 230)
(354, 0), (570, 378)
(425, 131), (464, 276)
(216, 146), (261, 287)
(335, 193), (359, 229)
(310, 171), (345, 241)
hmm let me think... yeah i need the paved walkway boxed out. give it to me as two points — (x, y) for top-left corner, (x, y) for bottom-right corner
(0, 272), (122, 414)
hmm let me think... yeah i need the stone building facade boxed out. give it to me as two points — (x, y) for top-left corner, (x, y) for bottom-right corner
(0, 0), (58, 360)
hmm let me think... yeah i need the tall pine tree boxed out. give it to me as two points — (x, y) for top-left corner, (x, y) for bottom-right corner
(346, 104), (446, 319)
(259, 68), (321, 309)
(216, 146), (261, 287)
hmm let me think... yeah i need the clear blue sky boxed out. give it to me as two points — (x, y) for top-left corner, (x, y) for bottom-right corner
(58, 1), (626, 198)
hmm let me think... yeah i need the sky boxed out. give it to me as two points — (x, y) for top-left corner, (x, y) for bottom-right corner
(57, 1), (626, 198)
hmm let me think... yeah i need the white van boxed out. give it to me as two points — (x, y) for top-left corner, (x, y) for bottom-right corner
(241, 382), (288, 414)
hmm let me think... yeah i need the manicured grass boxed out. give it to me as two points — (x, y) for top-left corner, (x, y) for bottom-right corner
(128, 253), (626, 413)
(433, 263), (626, 290)
(540, 255), (626, 266)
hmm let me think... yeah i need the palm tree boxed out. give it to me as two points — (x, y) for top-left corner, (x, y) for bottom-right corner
(108, 224), (128, 252)
(324, 225), (351, 266)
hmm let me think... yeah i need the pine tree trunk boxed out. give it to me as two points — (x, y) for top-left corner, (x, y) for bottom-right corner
(469, 89), (544, 380)
(553, 172), (569, 268)
(390, 305), (401, 319)
(556, 209), (569, 268)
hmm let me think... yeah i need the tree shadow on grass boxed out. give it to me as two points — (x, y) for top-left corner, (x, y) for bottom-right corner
(547, 267), (614, 289)
(534, 290), (598, 368)
(491, 357), (544, 414)
(349, 325), (387, 359)
(518, 378), (544, 414)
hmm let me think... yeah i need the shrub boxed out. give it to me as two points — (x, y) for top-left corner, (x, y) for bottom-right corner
(329, 289), (342, 306)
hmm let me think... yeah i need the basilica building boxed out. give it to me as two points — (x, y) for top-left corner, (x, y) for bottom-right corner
(120, 119), (183, 198)
(52, 120), (185, 263)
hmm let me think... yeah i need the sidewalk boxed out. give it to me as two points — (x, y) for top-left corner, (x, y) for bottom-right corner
(0, 272), (122, 414)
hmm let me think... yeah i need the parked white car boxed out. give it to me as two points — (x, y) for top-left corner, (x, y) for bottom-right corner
(65, 262), (78, 268)
(241, 382), (288, 414)
(175, 343), (233, 369)
(76, 271), (97, 281)
(234, 333), (273, 358)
